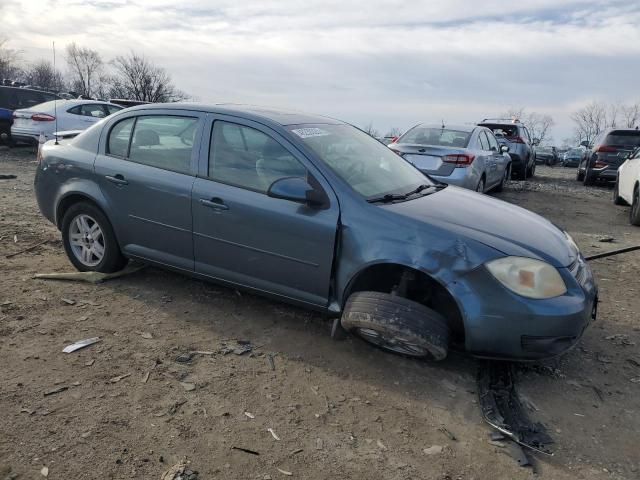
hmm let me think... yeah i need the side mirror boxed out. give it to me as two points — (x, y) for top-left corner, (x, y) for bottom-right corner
(532, 138), (540, 146)
(267, 177), (323, 206)
(579, 140), (590, 148)
(500, 144), (510, 153)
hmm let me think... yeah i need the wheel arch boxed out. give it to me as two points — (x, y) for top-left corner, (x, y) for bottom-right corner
(55, 183), (110, 229)
(341, 262), (466, 343)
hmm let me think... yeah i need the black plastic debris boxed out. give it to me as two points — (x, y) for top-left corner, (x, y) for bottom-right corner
(477, 360), (554, 455)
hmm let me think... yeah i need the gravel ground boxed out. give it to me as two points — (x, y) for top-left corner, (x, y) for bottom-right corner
(1, 148), (639, 480)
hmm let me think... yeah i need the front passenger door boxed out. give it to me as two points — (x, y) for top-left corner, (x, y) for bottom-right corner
(192, 117), (340, 307)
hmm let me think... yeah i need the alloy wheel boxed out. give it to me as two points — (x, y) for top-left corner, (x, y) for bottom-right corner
(68, 214), (105, 267)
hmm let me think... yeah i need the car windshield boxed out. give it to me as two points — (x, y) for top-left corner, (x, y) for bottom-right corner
(605, 131), (640, 147)
(481, 124), (519, 138)
(289, 124), (433, 199)
(398, 126), (470, 148)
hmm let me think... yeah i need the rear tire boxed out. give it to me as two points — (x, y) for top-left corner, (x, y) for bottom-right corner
(494, 164), (510, 192)
(341, 291), (450, 360)
(61, 202), (127, 273)
(576, 168), (585, 182)
(613, 178), (627, 206)
(476, 176), (486, 193)
(631, 187), (640, 226)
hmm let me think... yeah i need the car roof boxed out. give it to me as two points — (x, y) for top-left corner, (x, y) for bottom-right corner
(416, 123), (476, 132)
(124, 102), (344, 127)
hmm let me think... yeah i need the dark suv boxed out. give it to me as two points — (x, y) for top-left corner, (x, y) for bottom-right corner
(577, 128), (640, 185)
(0, 86), (60, 144)
(478, 119), (538, 179)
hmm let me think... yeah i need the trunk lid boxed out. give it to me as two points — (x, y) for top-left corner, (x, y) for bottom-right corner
(390, 144), (469, 176)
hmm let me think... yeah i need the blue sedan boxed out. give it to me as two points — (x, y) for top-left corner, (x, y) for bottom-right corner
(34, 104), (597, 361)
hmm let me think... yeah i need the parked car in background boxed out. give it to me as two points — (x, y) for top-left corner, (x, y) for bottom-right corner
(536, 146), (558, 165)
(11, 99), (123, 144)
(577, 128), (640, 185)
(388, 124), (511, 193)
(478, 118), (538, 179)
(34, 103), (597, 361)
(562, 148), (583, 167)
(109, 99), (151, 108)
(0, 85), (60, 144)
(614, 147), (640, 225)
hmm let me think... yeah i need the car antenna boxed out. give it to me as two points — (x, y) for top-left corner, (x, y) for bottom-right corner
(441, 120), (445, 129)
(52, 41), (59, 145)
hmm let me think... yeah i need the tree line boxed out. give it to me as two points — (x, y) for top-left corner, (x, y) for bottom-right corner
(571, 101), (640, 144)
(0, 37), (186, 102)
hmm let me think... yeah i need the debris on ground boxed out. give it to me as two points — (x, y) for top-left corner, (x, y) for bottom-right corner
(0, 174), (17, 179)
(267, 428), (281, 440)
(605, 334), (635, 346)
(44, 386), (68, 396)
(62, 337), (101, 353)
(5, 239), (49, 259)
(598, 236), (615, 243)
(160, 460), (198, 480)
(141, 332), (153, 339)
(231, 446), (260, 455)
(109, 373), (131, 383)
(176, 352), (195, 363)
(276, 467), (293, 476)
(33, 263), (145, 284)
(438, 426), (457, 441)
(477, 361), (553, 455)
(267, 353), (276, 371)
(40, 466), (49, 477)
(180, 382), (196, 391)
(423, 445), (443, 455)
(244, 411), (255, 419)
(60, 298), (76, 305)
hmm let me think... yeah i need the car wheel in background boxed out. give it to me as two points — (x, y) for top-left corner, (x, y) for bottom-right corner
(576, 167), (585, 181)
(341, 291), (449, 360)
(494, 164), (510, 192)
(476, 176), (486, 193)
(613, 177), (627, 206)
(61, 202), (127, 273)
(630, 187), (640, 226)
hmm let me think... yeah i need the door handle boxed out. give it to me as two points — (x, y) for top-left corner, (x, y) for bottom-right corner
(105, 174), (128, 186)
(200, 197), (229, 210)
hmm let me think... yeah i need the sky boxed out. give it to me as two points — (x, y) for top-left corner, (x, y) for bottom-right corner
(2, 0), (640, 143)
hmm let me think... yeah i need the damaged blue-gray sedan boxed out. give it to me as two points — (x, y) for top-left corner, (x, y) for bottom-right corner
(34, 104), (598, 360)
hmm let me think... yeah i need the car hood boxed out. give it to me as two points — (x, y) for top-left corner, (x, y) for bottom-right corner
(381, 186), (576, 267)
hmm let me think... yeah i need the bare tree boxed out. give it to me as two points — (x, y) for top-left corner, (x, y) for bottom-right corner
(362, 122), (380, 138)
(384, 127), (403, 138)
(65, 43), (104, 98)
(571, 101), (608, 144)
(109, 52), (187, 102)
(621, 103), (640, 128)
(503, 107), (554, 144)
(0, 37), (22, 80)
(22, 60), (64, 91)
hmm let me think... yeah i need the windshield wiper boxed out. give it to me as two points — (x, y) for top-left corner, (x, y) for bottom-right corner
(367, 183), (443, 204)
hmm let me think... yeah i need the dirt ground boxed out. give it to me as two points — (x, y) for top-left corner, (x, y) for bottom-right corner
(1, 147), (639, 480)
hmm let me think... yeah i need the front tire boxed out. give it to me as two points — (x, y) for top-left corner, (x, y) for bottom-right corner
(341, 291), (450, 360)
(613, 178), (627, 206)
(61, 202), (127, 273)
(630, 188), (640, 226)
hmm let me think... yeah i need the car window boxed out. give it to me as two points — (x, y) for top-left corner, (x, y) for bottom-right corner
(104, 104), (123, 115)
(521, 127), (531, 143)
(125, 116), (198, 174)
(398, 126), (470, 148)
(486, 131), (499, 151)
(79, 104), (107, 118)
(604, 131), (640, 148)
(209, 121), (307, 193)
(478, 131), (489, 151)
(290, 124), (434, 199)
(479, 124), (518, 138)
(107, 117), (135, 157)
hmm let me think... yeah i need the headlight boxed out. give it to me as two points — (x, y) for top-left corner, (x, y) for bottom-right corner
(486, 257), (567, 299)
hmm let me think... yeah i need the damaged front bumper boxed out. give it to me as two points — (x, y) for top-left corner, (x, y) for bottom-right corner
(448, 256), (598, 361)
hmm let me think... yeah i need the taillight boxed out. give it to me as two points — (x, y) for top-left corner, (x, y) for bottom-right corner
(594, 161), (608, 168)
(443, 154), (475, 167)
(596, 145), (616, 153)
(390, 136), (399, 143)
(31, 113), (55, 122)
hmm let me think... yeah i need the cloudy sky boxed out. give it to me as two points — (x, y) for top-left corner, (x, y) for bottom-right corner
(2, 0), (640, 142)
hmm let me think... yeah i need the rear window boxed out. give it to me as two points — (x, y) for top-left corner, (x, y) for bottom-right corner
(480, 124), (519, 138)
(399, 127), (471, 148)
(604, 131), (640, 147)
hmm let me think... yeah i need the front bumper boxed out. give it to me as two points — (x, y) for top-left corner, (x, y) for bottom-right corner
(447, 255), (597, 360)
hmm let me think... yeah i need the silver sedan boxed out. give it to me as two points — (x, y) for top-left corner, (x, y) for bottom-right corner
(388, 124), (511, 193)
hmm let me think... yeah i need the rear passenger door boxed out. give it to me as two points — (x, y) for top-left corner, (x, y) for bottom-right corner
(94, 110), (204, 270)
(485, 130), (506, 186)
(191, 116), (340, 307)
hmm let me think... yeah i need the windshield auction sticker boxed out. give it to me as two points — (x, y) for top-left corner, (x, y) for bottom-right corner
(291, 128), (330, 138)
